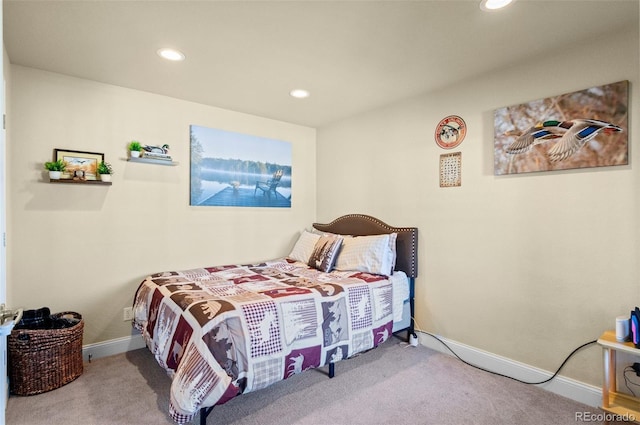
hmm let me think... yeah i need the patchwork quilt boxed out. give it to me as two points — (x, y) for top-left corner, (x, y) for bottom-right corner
(133, 258), (408, 424)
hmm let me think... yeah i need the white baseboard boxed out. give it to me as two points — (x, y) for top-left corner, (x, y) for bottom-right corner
(82, 331), (145, 362)
(416, 332), (602, 408)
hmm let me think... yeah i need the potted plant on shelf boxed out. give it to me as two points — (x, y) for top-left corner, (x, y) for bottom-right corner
(97, 161), (114, 182)
(128, 140), (142, 158)
(44, 159), (66, 180)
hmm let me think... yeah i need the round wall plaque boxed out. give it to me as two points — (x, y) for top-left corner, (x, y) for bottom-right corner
(435, 115), (467, 149)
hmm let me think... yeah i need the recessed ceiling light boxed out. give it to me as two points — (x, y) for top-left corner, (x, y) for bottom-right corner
(290, 89), (310, 99)
(157, 48), (185, 61)
(480, 0), (514, 11)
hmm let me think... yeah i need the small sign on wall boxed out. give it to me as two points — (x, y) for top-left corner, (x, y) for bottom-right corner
(435, 115), (466, 149)
(439, 152), (461, 188)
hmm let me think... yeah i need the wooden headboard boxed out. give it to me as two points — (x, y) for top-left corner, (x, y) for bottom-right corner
(312, 214), (418, 278)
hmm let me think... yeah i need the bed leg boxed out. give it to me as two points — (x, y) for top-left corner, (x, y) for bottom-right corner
(409, 277), (417, 343)
(328, 362), (335, 378)
(200, 406), (214, 425)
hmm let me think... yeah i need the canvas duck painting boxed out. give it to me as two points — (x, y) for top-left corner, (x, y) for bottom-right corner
(494, 80), (628, 175)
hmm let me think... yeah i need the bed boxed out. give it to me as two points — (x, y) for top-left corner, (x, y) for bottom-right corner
(132, 214), (418, 424)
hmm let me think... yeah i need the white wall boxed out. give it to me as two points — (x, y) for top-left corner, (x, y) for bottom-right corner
(1, 40), (8, 307)
(316, 25), (639, 388)
(7, 66), (316, 344)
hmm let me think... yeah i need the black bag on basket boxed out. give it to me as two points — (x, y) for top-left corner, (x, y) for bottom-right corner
(14, 307), (81, 330)
(14, 307), (51, 329)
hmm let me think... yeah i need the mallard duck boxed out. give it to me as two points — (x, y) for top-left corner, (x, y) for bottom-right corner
(143, 143), (170, 154)
(505, 119), (622, 162)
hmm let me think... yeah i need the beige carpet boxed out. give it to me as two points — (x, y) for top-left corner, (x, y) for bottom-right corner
(6, 337), (615, 425)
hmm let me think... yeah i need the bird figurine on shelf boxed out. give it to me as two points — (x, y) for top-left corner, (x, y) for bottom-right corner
(143, 144), (170, 154)
(505, 119), (623, 162)
(141, 144), (172, 162)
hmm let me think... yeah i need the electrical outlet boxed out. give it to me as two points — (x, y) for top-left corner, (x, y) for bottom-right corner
(123, 307), (134, 321)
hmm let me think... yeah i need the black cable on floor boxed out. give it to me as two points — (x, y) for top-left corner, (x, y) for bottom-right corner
(624, 366), (640, 397)
(415, 329), (596, 385)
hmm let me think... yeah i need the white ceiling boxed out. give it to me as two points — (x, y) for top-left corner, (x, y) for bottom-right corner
(4, 0), (638, 128)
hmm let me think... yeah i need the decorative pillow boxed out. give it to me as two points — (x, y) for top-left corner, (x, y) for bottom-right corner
(288, 230), (321, 263)
(308, 234), (343, 272)
(335, 233), (396, 276)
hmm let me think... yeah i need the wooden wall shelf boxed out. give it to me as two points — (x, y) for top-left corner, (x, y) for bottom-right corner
(48, 179), (112, 186)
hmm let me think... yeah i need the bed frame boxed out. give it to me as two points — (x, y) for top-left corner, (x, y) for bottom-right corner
(200, 214), (418, 425)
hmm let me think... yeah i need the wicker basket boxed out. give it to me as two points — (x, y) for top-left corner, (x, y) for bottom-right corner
(8, 311), (84, 396)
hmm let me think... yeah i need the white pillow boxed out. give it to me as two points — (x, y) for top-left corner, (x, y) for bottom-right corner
(388, 232), (398, 274)
(288, 230), (321, 263)
(334, 233), (394, 276)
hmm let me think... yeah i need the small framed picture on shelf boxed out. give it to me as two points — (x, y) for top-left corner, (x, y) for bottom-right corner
(54, 149), (104, 181)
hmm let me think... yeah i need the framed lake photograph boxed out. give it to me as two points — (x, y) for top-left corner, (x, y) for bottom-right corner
(190, 125), (292, 207)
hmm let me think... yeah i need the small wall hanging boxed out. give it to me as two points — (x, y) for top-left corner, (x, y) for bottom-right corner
(439, 152), (461, 188)
(435, 115), (466, 149)
(494, 80), (628, 175)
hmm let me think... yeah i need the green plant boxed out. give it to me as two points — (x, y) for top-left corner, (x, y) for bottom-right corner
(44, 159), (66, 172)
(128, 140), (142, 152)
(97, 161), (114, 175)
